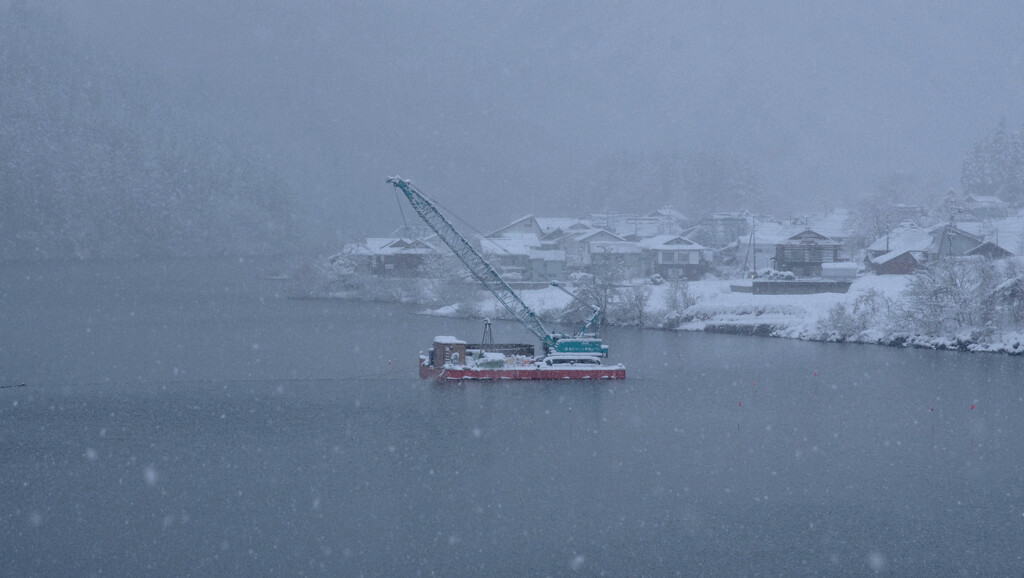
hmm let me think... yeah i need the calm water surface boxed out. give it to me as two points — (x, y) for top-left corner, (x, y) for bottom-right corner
(2, 258), (1022, 576)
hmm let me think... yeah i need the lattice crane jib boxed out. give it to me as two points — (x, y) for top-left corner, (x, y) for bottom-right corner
(386, 177), (554, 351)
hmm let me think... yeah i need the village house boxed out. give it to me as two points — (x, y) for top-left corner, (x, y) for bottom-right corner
(773, 229), (843, 277)
(562, 229), (644, 278)
(962, 194), (1008, 219)
(637, 235), (711, 280)
(340, 203), (1020, 283)
(480, 215), (569, 282)
(958, 214), (1024, 255)
(729, 220), (804, 271)
(344, 237), (439, 276)
(865, 221), (991, 274)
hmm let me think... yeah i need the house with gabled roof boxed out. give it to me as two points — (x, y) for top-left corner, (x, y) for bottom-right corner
(562, 229), (643, 278)
(479, 235), (536, 281)
(773, 229), (843, 277)
(866, 222), (935, 261)
(965, 241), (1013, 259)
(729, 220), (805, 270)
(344, 237), (440, 276)
(637, 235), (710, 280)
(958, 214), (1024, 256)
(865, 221), (988, 274)
(870, 248), (926, 275)
(483, 216), (573, 282)
(486, 215), (544, 239)
(962, 194), (1008, 219)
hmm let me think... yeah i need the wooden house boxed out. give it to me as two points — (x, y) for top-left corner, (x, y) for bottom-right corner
(637, 235), (710, 280)
(773, 229), (842, 277)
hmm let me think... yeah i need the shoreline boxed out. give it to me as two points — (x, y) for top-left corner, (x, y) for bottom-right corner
(306, 273), (1024, 356)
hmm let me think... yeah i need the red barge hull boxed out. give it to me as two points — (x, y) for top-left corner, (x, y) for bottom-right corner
(420, 363), (625, 381)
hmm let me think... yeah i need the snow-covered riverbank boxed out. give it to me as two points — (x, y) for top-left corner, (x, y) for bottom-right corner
(420, 274), (1024, 355)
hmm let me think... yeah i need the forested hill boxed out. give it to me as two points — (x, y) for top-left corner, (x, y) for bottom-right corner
(0, 4), (301, 260)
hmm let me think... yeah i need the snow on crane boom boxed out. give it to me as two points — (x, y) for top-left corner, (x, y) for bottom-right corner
(549, 281), (602, 338)
(387, 176), (608, 357)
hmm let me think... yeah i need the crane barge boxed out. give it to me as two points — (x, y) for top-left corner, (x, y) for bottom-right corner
(387, 176), (625, 381)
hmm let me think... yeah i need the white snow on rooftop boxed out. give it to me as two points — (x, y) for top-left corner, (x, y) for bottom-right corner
(637, 235), (707, 251)
(958, 216), (1024, 253)
(534, 217), (590, 234)
(866, 223), (939, 254)
(737, 221), (805, 246)
(480, 235), (538, 256)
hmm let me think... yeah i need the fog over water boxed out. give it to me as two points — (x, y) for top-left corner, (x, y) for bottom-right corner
(2, 259), (1023, 575)
(53, 1), (1024, 239)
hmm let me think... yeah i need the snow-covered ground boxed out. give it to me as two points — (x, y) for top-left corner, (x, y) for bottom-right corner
(674, 275), (909, 338)
(422, 274), (1024, 355)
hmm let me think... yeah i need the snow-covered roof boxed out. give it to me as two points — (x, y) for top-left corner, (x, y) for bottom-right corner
(575, 229), (627, 243)
(585, 211), (686, 238)
(637, 235), (706, 251)
(534, 217), (590, 235)
(646, 206), (688, 222)
(379, 238), (437, 255)
(866, 223), (938, 254)
(361, 238), (396, 252)
(871, 249), (925, 266)
(433, 336), (466, 344)
(958, 216), (1024, 254)
(781, 229), (840, 246)
(708, 212), (749, 220)
(736, 221), (805, 246)
(486, 215), (540, 239)
(963, 194), (1005, 204)
(480, 235), (538, 256)
(347, 237), (438, 256)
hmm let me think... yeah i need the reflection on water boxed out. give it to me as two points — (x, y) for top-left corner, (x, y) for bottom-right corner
(2, 258), (1022, 575)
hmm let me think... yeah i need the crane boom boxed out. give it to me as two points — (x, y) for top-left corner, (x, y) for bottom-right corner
(549, 281), (602, 337)
(387, 176), (608, 357)
(387, 176), (554, 350)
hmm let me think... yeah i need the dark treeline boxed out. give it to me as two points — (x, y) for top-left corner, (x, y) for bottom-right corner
(0, 3), (299, 260)
(961, 120), (1024, 204)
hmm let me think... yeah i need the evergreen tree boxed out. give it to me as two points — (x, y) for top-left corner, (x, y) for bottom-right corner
(961, 121), (1024, 206)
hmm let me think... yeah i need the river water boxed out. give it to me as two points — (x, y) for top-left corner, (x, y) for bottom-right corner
(2, 257), (1022, 576)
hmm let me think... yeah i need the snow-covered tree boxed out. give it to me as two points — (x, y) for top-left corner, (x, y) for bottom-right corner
(898, 257), (1001, 334)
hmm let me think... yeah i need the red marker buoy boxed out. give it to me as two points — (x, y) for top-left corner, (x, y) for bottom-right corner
(738, 401), (742, 407)
(971, 404), (975, 410)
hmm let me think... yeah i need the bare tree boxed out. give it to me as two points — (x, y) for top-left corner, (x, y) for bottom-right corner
(621, 285), (652, 327)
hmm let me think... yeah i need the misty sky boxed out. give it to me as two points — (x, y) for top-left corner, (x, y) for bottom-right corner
(55, 0), (1024, 241)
